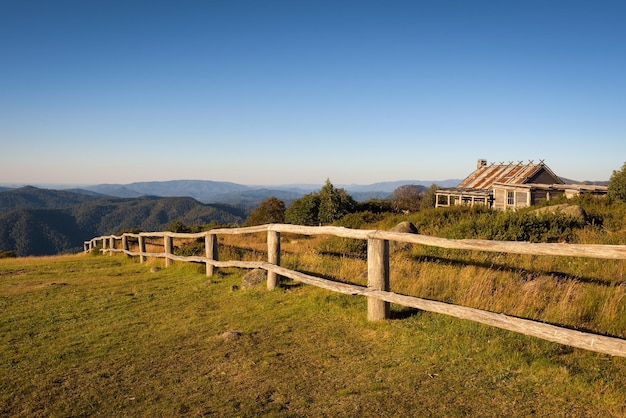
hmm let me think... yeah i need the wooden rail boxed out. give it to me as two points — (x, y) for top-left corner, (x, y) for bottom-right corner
(85, 224), (626, 358)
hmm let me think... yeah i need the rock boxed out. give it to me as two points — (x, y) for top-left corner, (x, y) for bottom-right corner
(390, 221), (419, 234)
(219, 330), (243, 340)
(241, 269), (267, 289)
(230, 285), (239, 292)
(150, 266), (160, 273)
(531, 204), (587, 222)
(389, 221), (419, 252)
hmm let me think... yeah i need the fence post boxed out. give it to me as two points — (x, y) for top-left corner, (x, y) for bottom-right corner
(139, 235), (146, 263)
(367, 238), (390, 321)
(101, 237), (107, 254)
(164, 234), (173, 267)
(109, 237), (115, 256)
(267, 230), (280, 290)
(122, 235), (129, 257)
(205, 233), (218, 276)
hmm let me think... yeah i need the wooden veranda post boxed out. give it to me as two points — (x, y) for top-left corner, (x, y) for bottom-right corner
(205, 233), (218, 276)
(164, 235), (173, 267)
(367, 238), (390, 321)
(138, 235), (146, 263)
(267, 230), (280, 290)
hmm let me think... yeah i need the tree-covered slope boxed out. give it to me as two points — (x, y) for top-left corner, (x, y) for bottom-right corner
(0, 188), (245, 256)
(0, 186), (103, 214)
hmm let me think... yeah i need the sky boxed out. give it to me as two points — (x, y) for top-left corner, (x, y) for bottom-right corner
(1, 0), (625, 187)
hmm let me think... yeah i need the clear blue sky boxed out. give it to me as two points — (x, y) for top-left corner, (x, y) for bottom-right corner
(1, 0), (625, 186)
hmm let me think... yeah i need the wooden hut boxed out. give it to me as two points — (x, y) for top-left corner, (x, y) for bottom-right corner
(435, 160), (607, 210)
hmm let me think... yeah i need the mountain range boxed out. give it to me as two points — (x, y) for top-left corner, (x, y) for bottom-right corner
(77, 179), (460, 207)
(0, 179), (458, 256)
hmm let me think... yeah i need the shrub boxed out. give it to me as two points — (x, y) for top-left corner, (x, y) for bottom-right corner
(608, 161), (626, 203)
(243, 197), (285, 226)
(175, 239), (205, 257)
(334, 211), (383, 229)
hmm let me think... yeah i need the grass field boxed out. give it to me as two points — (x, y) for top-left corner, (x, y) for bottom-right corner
(2, 254), (626, 417)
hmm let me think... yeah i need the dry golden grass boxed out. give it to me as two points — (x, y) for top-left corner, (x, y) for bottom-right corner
(112, 223), (626, 341)
(206, 230), (626, 340)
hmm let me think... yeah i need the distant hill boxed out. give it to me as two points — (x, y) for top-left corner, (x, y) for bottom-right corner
(342, 179), (460, 193)
(84, 180), (251, 202)
(208, 188), (309, 210)
(0, 187), (245, 256)
(79, 179), (461, 206)
(560, 177), (609, 186)
(0, 186), (104, 213)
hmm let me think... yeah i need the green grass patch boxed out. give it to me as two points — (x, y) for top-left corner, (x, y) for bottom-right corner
(1, 254), (626, 416)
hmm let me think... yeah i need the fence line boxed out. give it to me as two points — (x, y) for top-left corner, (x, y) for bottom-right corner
(85, 224), (626, 357)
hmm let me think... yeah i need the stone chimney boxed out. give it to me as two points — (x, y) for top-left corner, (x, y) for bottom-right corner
(477, 159), (487, 169)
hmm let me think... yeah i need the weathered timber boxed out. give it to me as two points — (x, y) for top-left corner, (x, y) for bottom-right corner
(164, 235), (173, 267)
(90, 226), (626, 260)
(138, 235), (146, 263)
(205, 233), (218, 277)
(86, 223), (626, 357)
(367, 238), (390, 320)
(267, 230), (281, 290)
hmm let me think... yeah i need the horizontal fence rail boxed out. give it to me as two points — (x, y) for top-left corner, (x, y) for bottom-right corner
(85, 224), (626, 358)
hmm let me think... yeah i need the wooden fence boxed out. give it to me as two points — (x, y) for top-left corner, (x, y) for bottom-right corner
(85, 224), (626, 358)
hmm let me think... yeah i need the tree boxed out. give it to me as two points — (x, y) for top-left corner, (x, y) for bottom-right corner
(391, 185), (423, 213)
(285, 193), (320, 225)
(608, 162), (626, 203)
(420, 184), (439, 210)
(318, 179), (356, 224)
(243, 197), (286, 226)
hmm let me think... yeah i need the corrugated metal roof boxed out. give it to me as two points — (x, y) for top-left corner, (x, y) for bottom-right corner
(458, 161), (561, 189)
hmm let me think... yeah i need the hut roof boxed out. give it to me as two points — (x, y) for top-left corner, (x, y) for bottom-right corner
(458, 160), (563, 190)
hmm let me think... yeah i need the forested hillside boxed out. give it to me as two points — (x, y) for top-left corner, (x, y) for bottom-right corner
(0, 186), (103, 212)
(0, 187), (245, 256)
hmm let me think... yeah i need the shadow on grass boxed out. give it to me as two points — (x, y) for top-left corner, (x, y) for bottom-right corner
(410, 254), (621, 287)
(390, 307), (423, 320)
(278, 281), (305, 290)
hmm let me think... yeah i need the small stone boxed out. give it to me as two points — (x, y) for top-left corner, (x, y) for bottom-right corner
(241, 269), (267, 289)
(220, 330), (243, 340)
(230, 285), (239, 292)
(150, 266), (160, 273)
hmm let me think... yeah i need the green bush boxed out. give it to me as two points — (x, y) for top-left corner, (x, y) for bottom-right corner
(334, 211), (383, 229)
(608, 161), (626, 203)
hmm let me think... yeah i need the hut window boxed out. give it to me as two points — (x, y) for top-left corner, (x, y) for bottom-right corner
(507, 191), (515, 205)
